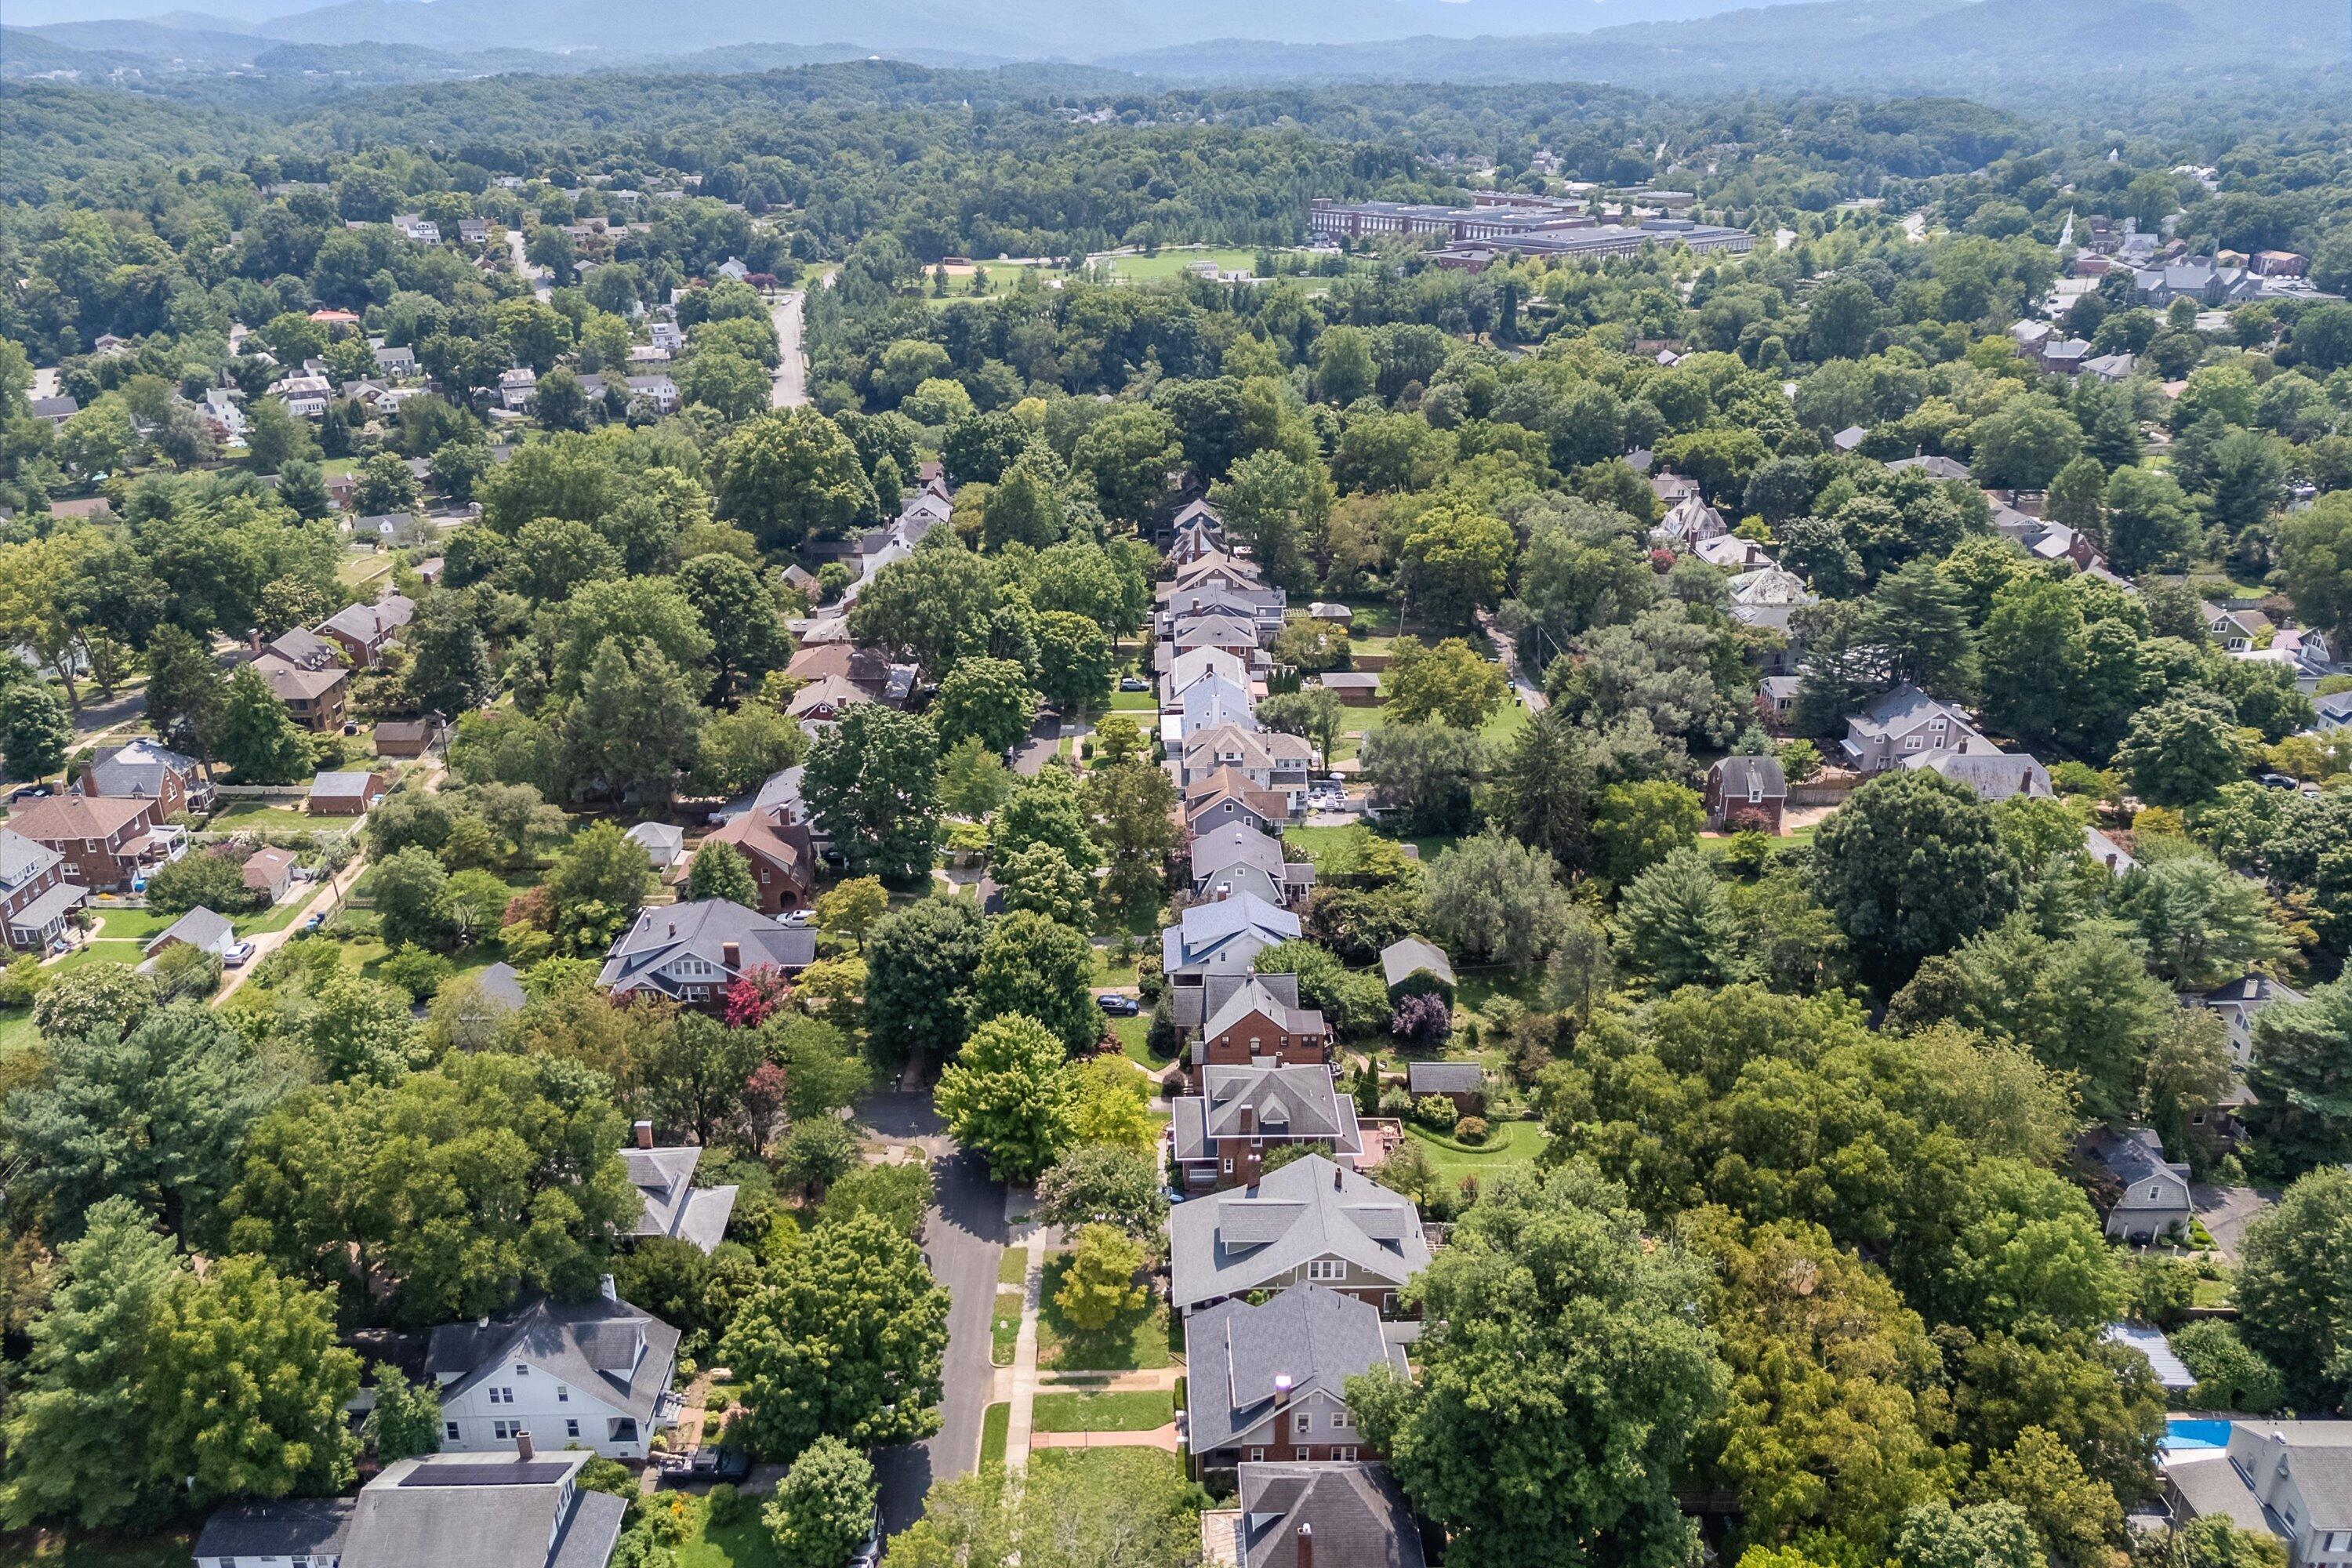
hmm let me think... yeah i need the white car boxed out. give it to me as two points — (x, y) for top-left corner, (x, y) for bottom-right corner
(779, 909), (811, 927)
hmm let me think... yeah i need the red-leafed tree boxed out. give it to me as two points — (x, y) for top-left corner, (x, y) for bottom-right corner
(725, 965), (793, 1029)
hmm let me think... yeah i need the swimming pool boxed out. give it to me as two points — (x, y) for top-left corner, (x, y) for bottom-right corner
(2165, 1418), (2234, 1452)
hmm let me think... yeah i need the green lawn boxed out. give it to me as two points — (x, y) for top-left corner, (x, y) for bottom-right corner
(0, 1528), (198, 1568)
(82, 906), (180, 941)
(1000, 1243), (1029, 1286)
(1100, 246), (1261, 281)
(1283, 824), (1463, 868)
(1025, 1446), (1191, 1491)
(1111, 1015), (1171, 1069)
(207, 801), (325, 831)
(47, 941), (143, 974)
(670, 1497), (783, 1568)
(243, 894), (315, 936)
(1107, 691), (1158, 712)
(1036, 1256), (1174, 1372)
(2192, 1276), (2234, 1308)
(1091, 949), (1141, 988)
(981, 1401), (1010, 1467)
(0, 1008), (39, 1054)
(1028, 1388), (1175, 1434)
(1452, 967), (1548, 1021)
(1404, 1120), (1549, 1183)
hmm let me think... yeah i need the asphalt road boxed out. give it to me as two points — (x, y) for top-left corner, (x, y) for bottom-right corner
(768, 292), (808, 408)
(862, 1091), (1006, 1539)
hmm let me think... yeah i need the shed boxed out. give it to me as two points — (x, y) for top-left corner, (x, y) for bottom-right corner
(241, 845), (299, 902)
(1380, 936), (1457, 1002)
(1316, 672), (1381, 708)
(1406, 1059), (1486, 1113)
(144, 905), (235, 960)
(307, 770), (389, 815)
(372, 719), (434, 758)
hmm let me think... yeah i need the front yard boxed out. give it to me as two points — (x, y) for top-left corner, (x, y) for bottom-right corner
(1029, 1388), (1175, 1434)
(1036, 1253), (1175, 1372)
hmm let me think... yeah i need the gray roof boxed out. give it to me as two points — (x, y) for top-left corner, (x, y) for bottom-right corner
(1711, 754), (1788, 799)
(2230, 1423), (2352, 1533)
(425, 1291), (679, 1423)
(477, 960), (528, 1010)
(84, 739), (197, 800)
(1199, 863), (1287, 908)
(1380, 937), (1456, 992)
(1406, 1061), (1484, 1095)
(2316, 691), (2352, 723)
(2167, 1450), (2274, 1534)
(194, 1497), (358, 1561)
(1190, 1062), (1359, 1145)
(1192, 821), (1288, 881)
(597, 898), (817, 996)
(1847, 682), (1976, 740)
(150, 905), (234, 953)
(2103, 1323), (2195, 1392)
(1163, 893), (1299, 978)
(2195, 974), (2303, 1012)
(7, 880), (85, 932)
(1230, 1462), (1427, 1568)
(1885, 454), (1971, 481)
(625, 822), (685, 867)
(622, 1145), (738, 1254)
(2092, 1127), (2191, 1198)
(1900, 746), (2050, 802)
(1185, 1285), (1406, 1453)
(1169, 1154), (1429, 1311)
(1174, 970), (1307, 1031)
(351, 1452), (626, 1568)
(1199, 974), (1329, 1049)
(311, 770), (381, 798)
(0, 827), (57, 887)
(267, 626), (340, 669)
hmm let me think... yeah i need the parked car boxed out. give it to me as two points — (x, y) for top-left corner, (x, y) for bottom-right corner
(223, 941), (256, 967)
(779, 909), (811, 927)
(1095, 991), (1141, 1016)
(1119, 675), (1149, 691)
(848, 1514), (884, 1568)
(302, 913), (325, 933)
(2259, 772), (2301, 789)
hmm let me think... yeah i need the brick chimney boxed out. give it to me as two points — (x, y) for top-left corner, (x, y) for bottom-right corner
(1334, 1163), (1345, 1191)
(1295, 1522), (1313, 1568)
(721, 941), (741, 970)
(517, 1430), (535, 1461)
(634, 1120), (654, 1150)
(1273, 1373), (1292, 1406)
(1240, 1105), (1254, 1134)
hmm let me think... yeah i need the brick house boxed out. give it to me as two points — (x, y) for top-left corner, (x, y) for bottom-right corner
(596, 898), (817, 1010)
(1171, 1063), (1363, 1189)
(0, 827), (85, 953)
(7, 794), (180, 892)
(1184, 973), (1334, 1083)
(77, 738), (209, 818)
(1183, 1285), (1409, 1479)
(318, 593), (415, 669)
(1705, 754), (1788, 832)
(699, 804), (819, 914)
(252, 655), (350, 732)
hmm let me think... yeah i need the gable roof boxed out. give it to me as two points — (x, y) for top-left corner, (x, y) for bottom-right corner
(1163, 893), (1300, 978)
(1184, 725), (1315, 774)
(1900, 746), (2051, 801)
(1229, 1462), (1427, 1568)
(425, 1291), (677, 1422)
(147, 906), (233, 954)
(1407, 1060), (1484, 1095)
(320, 593), (416, 644)
(1847, 681), (1977, 740)
(310, 769), (383, 799)
(1379, 937), (1456, 990)
(1170, 1155), (1429, 1310)
(1710, 754), (1788, 799)
(1185, 1285), (1406, 1454)
(622, 1145), (738, 1254)
(1199, 973), (1328, 1044)
(194, 1497), (358, 1563)
(350, 1452), (626, 1568)
(82, 738), (197, 798)
(1192, 821), (1288, 881)
(0, 826), (60, 887)
(597, 898), (816, 993)
(8, 793), (154, 842)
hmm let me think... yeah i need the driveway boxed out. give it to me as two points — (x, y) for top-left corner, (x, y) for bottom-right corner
(768, 292), (808, 408)
(2192, 1183), (2278, 1261)
(1475, 608), (1547, 714)
(861, 1091), (1006, 1539)
(1010, 715), (1063, 777)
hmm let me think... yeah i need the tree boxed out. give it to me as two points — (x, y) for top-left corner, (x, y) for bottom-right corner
(1388, 637), (1506, 728)
(863, 898), (986, 1066)
(2247, 981), (2352, 1170)
(361, 1365), (441, 1462)
(936, 1014), (1078, 1182)
(1258, 687), (1346, 764)
(1976, 576), (2085, 744)
(648, 1012), (766, 1148)
(1423, 828), (1577, 971)
(805, 704), (939, 880)
(2172, 1322), (2284, 1414)
(1892, 1501), (2044, 1568)
(695, 706), (804, 798)
(679, 552), (792, 701)
(1592, 779), (1704, 884)
(934, 655), (1036, 755)
(140, 1254), (359, 1507)
(1359, 722), (1487, 836)
(764, 1436), (879, 1568)
(715, 409), (878, 550)
(0, 682), (73, 781)
(2120, 848), (2286, 989)
(1813, 770), (2020, 984)
(1086, 760), (1180, 919)
(2236, 1167), (2352, 1404)
(1033, 1145), (1169, 1241)
(144, 624), (228, 760)
(143, 848), (264, 917)
(1969, 395), (2083, 490)
(544, 820), (656, 952)
(1071, 405), (1181, 524)
(372, 845), (454, 949)
(1862, 561), (1977, 695)
(2117, 691), (2252, 809)
(1399, 503), (1514, 626)
(1068, 1056), (1155, 1153)
(718, 1210), (949, 1459)
(559, 637), (705, 803)
(2103, 466), (2200, 576)
(815, 877), (889, 947)
(8, 1002), (286, 1241)
(1212, 449), (1329, 589)
(403, 590), (495, 716)
(685, 840), (759, 906)
(215, 664), (312, 784)
(2280, 492), (2352, 642)
(1977, 1425), (2123, 1568)
(846, 544), (1001, 681)
(1054, 1224), (1148, 1330)
(33, 963), (157, 1044)
(1617, 848), (1744, 991)
(993, 840), (1092, 929)
(968, 911), (1098, 1054)
(939, 734), (1013, 817)
(0, 1197), (179, 1528)
(1033, 611), (1113, 717)
(1348, 1163), (1726, 1568)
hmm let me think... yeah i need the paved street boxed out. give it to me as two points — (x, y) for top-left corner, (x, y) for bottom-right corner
(768, 291), (808, 408)
(860, 1091), (1006, 1538)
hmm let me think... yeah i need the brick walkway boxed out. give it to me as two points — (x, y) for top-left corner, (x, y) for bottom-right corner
(1028, 1422), (1181, 1452)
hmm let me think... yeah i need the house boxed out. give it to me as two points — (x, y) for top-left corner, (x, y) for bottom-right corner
(1171, 1062), (1365, 1189)
(1885, 454), (1972, 482)
(7, 793), (180, 892)
(2187, 973), (2303, 1076)
(372, 719), (437, 759)
(1831, 424), (1869, 452)
(1314, 672), (1381, 708)
(1200, 1462), (1428, 1568)
(1308, 602), (1353, 626)
(78, 737), (209, 816)
(253, 657), (350, 732)
(457, 216), (492, 247)
(499, 366), (538, 412)
(1168, 1153), (1430, 1316)
(624, 375), (681, 416)
(1187, 768), (1299, 835)
(274, 374), (332, 417)
(2085, 1127), (2194, 1242)
(622, 1120), (738, 1254)
(1177, 972), (1334, 1078)
(1168, 614), (1269, 670)
(192, 1497), (357, 1568)
(1164, 894), (1301, 987)
(202, 388), (246, 440)
(786, 674), (873, 724)
(1704, 754), (1788, 832)
(1191, 822), (1316, 908)
(1840, 684), (1987, 771)
(1406, 1060), (1484, 1114)
(1162, 646), (1252, 707)
(782, 642), (911, 704)
(242, 845), (299, 903)
(2167, 1421), (2352, 1568)
(1181, 725), (1317, 792)
(1759, 673), (1802, 723)
(699, 798), (820, 913)
(0, 827), (85, 953)
(1650, 470), (1701, 506)
(29, 394), (78, 426)
(1378, 938), (1455, 1003)
(1900, 742), (2053, 803)
(2203, 600), (2276, 653)
(1696, 535), (1771, 570)
(1651, 495), (1728, 550)
(1184, 1286), (1408, 1479)
(597, 898), (816, 1007)
(374, 344), (419, 378)
(319, 593), (415, 669)
(2086, 824), (2136, 878)
(1172, 673), (1260, 746)
(1729, 566), (1813, 611)
(309, 771), (390, 816)
(387, 214), (441, 244)
(425, 1281), (681, 1459)
(143, 906), (235, 962)
(624, 822), (687, 873)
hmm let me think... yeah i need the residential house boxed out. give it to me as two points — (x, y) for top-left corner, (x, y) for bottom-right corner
(1697, 535), (1772, 570)
(202, 388), (246, 441)
(28, 394), (78, 426)
(424, 1283), (680, 1460)
(387, 214), (441, 244)
(499, 366), (538, 412)
(1181, 725), (1318, 792)
(1164, 893), (1301, 987)
(1171, 673), (1259, 746)
(2085, 1127), (2194, 1242)
(274, 374), (332, 417)
(457, 216), (492, 247)
(1187, 768), (1299, 835)
(242, 845), (299, 904)
(782, 643), (913, 705)
(0, 828), (84, 953)
(253, 657), (350, 732)
(309, 771), (390, 816)
(1728, 565), (1812, 613)
(624, 375), (681, 416)
(1831, 424), (1869, 452)
(699, 802), (819, 914)
(1314, 672), (1381, 707)
(1184, 1286), (1408, 1479)
(1885, 454), (1972, 482)
(77, 737), (209, 816)
(256, 623), (340, 670)
(1307, 601), (1353, 626)
(144, 906), (235, 962)
(8, 793), (181, 892)
(1168, 613), (1268, 673)
(1840, 684), (1987, 771)
(192, 1497), (357, 1568)
(1378, 937), (1456, 1004)
(1705, 754), (1788, 832)
(1177, 972), (1334, 1080)
(1171, 1062), (1365, 1189)
(1758, 673), (1802, 724)
(1650, 470), (1701, 506)
(1899, 742), (2053, 802)
(1200, 1462), (1428, 1568)
(372, 719), (437, 759)
(2167, 1422), (2352, 1568)
(786, 674), (873, 725)
(622, 1120), (737, 1254)
(1162, 646), (1252, 707)
(1162, 583), (1286, 645)
(1406, 1060), (1484, 1115)
(2190, 974), (2304, 1075)
(373, 344), (419, 378)
(1168, 1153), (1431, 1316)
(1191, 822), (1316, 908)
(319, 592), (415, 669)
(1651, 495), (1728, 550)
(597, 898), (817, 1007)
(2134, 259), (2263, 307)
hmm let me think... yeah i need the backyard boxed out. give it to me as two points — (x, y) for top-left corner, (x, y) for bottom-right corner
(1403, 1120), (1550, 1183)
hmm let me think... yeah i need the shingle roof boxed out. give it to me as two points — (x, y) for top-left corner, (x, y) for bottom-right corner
(83, 738), (197, 799)
(1711, 754), (1788, 799)
(1229, 1462), (1427, 1568)
(352, 1453), (625, 1568)
(1406, 1061), (1484, 1095)
(1192, 821), (1287, 881)
(425, 1292), (678, 1422)
(310, 770), (382, 798)
(8, 793), (154, 841)
(597, 898), (816, 994)
(148, 906), (233, 954)
(1200, 974), (1328, 1044)
(1163, 894), (1299, 978)
(1847, 682), (1976, 740)
(0, 827), (57, 887)
(193, 1497), (357, 1561)
(1379, 937), (1455, 991)
(1185, 1285), (1404, 1453)
(1169, 1154), (1428, 1310)
(622, 1145), (738, 1254)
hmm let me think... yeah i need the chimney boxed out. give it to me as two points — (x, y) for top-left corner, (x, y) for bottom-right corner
(1273, 1373), (1293, 1406)
(248, 628), (263, 655)
(517, 1430), (535, 1461)
(599, 1273), (617, 1303)
(634, 1120), (654, 1150)
(1240, 1105), (1254, 1134)
(1296, 1523), (1313, 1568)
(1334, 1163), (1344, 1191)
(721, 941), (741, 970)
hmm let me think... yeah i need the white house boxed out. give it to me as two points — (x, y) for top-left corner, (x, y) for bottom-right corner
(423, 1282), (681, 1460)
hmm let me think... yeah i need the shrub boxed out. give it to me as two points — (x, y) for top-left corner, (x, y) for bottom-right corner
(706, 1483), (750, 1528)
(0, 953), (51, 1007)
(1377, 1085), (1413, 1117)
(1415, 1094), (1460, 1132)
(144, 846), (265, 916)
(1455, 1116), (1490, 1144)
(1389, 990), (1453, 1047)
(378, 943), (455, 1000)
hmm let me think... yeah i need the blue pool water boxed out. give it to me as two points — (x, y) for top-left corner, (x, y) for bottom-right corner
(2166, 1418), (2234, 1452)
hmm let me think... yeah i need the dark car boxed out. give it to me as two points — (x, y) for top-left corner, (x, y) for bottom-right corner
(689, 1445), (751, 1483)
(1095, 992), (1141, 1016)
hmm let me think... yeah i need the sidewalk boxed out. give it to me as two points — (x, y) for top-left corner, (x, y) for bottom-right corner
(1003, 1232), (1047, 1477)
(1036, 1367), (1183, 1391)
(1028, 1422), (1181, 1452)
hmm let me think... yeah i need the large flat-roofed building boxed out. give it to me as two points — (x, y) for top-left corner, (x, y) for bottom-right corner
(1308, 200), (1754, 266)
(1308, 198), (1598, 244)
